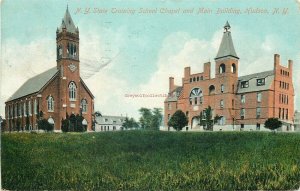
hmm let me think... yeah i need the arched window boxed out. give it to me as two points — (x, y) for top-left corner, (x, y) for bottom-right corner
(221, 84), (224, 93)
(69, 82), (77, 101)
(57, 45), (62, 59)
(231, 63), (236, 73)
(47, 96), (54, 112)
(209, 85), (215, 95)
(219, 64), (226, 74)
(189, 88), (203, 105)
(81, 99), (88, 113)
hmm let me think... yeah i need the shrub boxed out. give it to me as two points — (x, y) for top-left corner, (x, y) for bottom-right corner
(264, 118), (282, 131)
(38, 119), (53, 132)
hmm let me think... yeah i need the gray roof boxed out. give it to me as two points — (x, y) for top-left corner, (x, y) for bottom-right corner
(58, 7), (78, 34)
(215, 22), (239, 60)
(95, 115), (126, 125)
(165, 87), (182, 102)
(237, 70), (274, 93)
(7, 67), (58, 102)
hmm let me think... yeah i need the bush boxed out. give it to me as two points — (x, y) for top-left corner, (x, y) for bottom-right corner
(38, 119), (53, 132)
(264, 118), (282, 131)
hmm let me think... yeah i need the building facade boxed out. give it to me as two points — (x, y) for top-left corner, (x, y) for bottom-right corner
(164, 22), (294, 131)
(5, 7), (94, 131)
(95, 115), (126, 132)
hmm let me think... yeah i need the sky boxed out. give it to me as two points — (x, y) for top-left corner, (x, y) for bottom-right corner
(1, 0), (300, 120)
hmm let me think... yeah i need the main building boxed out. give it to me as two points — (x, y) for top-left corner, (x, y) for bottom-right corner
(164, 22), (294, 131)
(5, 7), (94, 131)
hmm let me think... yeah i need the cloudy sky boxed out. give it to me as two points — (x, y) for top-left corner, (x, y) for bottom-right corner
(1, 0), (300, 119)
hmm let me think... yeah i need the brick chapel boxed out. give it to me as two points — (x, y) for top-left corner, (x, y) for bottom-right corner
(5, 7), (94, 131)
(164, 22), (295, 131)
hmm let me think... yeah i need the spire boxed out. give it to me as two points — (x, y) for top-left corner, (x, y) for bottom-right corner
(215, 21), (239, 60)
(58, 6), (78, 34)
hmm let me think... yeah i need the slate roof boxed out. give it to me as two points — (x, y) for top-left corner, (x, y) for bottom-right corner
(7, 67), (59, 102)
(58, 6), (78, 34)
(165, 87), (183, 102)
(237, 70), (274, 93)
(95, 115), (126, 125)
(215, 22), (239, 60)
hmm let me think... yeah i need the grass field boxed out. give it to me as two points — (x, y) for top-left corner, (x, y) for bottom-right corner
(2, 131), (300, 190)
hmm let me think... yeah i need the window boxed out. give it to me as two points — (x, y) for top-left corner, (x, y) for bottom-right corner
(197, 76), (199, 81)
(256, 123), (260, 131)
(193, 77), (196, 82)
(256, 107), (261, 118)
(232, 99), (234, 108)
(23, 102), (26, 116)
(105, 118), (108, 122)
(219, 64), (226, 74)
(28, 100), (32, 116)
(81, 99), (88, 113)
(286, 109), (288, 120)
(168, 114), (170, 121)
(220, 100), (224, 108)
(241, 81), (249, 88)
(221, 84), (224, 93)
(189, 88), (203, 105)
(47, 96), (54, 112)
(186, 111), (189, 117)
(240, 108), (245, 119)
(256, 78), (265, 86)
(200, 76), (203, 80)
(231, 63), (236, 73)
(257, 92), (262, 102)
(241, 94), (245, 103)
(279, 108), (281, 118)
(113, 126), (116, 131)
(218, 116), (226, 125)
(190, 78), (192, 83)
(241, 124), (244, 130)
(209, 85), (215, 95)
(69, 82), (77, 101)
(34, 99), (37, 114)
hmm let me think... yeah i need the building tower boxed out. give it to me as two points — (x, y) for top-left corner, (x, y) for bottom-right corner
(56, 6), (81, 121)
(214, 21), (239, 127)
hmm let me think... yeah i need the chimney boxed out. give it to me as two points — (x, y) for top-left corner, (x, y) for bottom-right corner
(288, 59), (293, 78)
(204, 62), (211, 79)
(274, 54), (280, 68)
(184, 67), (191, 78)
(169, 77), (174, 93)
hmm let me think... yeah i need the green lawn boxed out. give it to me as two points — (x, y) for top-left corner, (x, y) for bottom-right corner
(2, 131), (300, 190)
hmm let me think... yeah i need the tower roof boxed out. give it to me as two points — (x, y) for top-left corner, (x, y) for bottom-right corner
(215, 21), (239, 60)
(58, 6), (78, 34)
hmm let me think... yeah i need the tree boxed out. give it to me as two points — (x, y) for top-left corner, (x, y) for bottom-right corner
(168, 110), (188, 131)
(139, 108), (152, 129)
(122, 117), (139, 129)
(264, 118), (282, 131)
(199, 106), (221, 131)
(150, 108), (163, 130)
(139, 107), (163, 130)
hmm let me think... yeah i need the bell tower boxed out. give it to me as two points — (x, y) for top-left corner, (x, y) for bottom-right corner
(215, 21), (239, 78)
(56, 6), (81, 119)
(214, 21), (239, 126)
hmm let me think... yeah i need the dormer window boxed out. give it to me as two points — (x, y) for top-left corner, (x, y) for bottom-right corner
(241, 81), (249, 88)
(256, 78), (265, 86)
